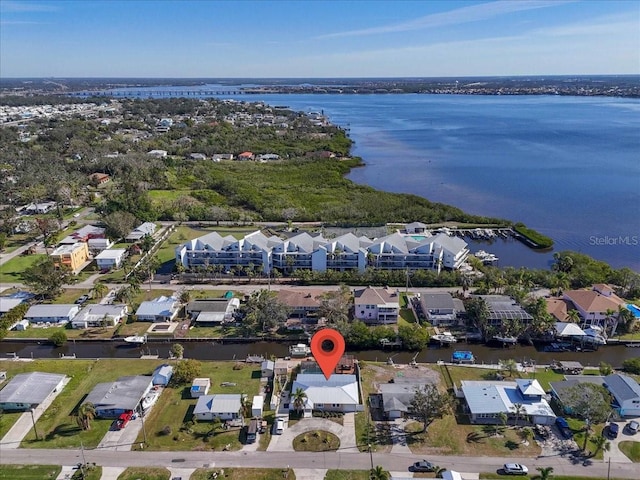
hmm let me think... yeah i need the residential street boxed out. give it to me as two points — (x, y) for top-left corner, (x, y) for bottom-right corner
(1, 447), (639, 478)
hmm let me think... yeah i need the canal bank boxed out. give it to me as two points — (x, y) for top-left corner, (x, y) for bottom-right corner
(1, 339), (638, 368)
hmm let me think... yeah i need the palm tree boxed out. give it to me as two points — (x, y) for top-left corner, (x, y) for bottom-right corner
(76, 402), (96, 430)
(291, 387), (307, 416)
(497, 411), (508, 435)
(592, 435), (611, 456)
(513, 403), (525, 427)
(91, 282), (108, 300)
(567, 309), (581, 324)
(536, 466), (554, 480)
(369, 465), (390, 480)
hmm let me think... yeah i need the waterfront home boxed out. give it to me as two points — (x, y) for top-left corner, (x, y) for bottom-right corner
(460, 379), (555, 425)
(545, 298), (571, 322)
(261, 360), (275, 378)
(604, 374), (640, 417)
(49, 242), (89, 272)
(85, 375), (153, 418)
(152, 364), (173, 386)
(95, 248), (127, 270)
(190, 378), (211, 398)
(24, 304), (80, 324)
(71, 304), (127, 329)
(0, 372), (66, 411)
(125, 222), (157, 242)
(276, 288), (324, 321)
(420, 292), (465, 327)
(353, 286), (400, 325)
(563, 285), (625, 334)
(135, 296), (179, 322)
(289, 373), (361, 418)
(186, 298), (240, 325)
(193, 394), (243, 421)
(472, 295), (533, 329)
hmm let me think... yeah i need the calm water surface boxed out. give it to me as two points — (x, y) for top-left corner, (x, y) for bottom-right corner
(96, 88), (640, 270)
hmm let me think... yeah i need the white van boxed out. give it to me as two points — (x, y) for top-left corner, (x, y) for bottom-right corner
(274, 418), (284, 435)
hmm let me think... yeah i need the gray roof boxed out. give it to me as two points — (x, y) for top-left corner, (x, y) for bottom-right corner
(604, 374), (640, 402)
(0, 297), (23, 313)
(187, 299), (232, 313)
(85, 376), (152, 412)
(193, 394), (242, 415)
(422, 293), (455, 310)
(432, 233), (467, 254)
(379, 380), (434, 413)
(0, 372), (66, 405)
(25, 304), (79, 318)
(153, 364), (173, 379)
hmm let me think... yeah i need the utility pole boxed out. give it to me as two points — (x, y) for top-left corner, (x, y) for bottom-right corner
(140, 408), (148, 445)
(29, 408), (39, 440)
(80, 441), (87, 478)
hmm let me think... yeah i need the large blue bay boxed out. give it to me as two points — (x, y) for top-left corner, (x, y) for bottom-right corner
(105, 88), (640, 270)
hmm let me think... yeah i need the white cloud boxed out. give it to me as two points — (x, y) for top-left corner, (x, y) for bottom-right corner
(316, 0), (575, 39)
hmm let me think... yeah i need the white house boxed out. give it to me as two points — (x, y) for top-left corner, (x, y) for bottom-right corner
(193, 394), (243, 421)
(126, 222), (157, 242)
(24, 304), (80, 324)
(190, 378), (211, 398)
(353, 286), (400, 325)
(87, 237), (113, 253)
(135, 296), (179, 322)
(251, 395), (264, 417)
(71, 304), (128, 329)
(289, 374), (361, 418)
(604, 374), (640, 417)
(95, 249), (127, 270)
(261, 360), (275, 378)
(461, 379), (555, 426)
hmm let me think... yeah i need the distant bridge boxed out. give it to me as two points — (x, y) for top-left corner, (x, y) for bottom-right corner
(77, 89), (247, 97)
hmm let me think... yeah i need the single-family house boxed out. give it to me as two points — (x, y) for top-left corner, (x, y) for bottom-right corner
(193, 394), (243, 421)
(549, 376), (608, 415)
(24, 304), (80, 324)
(135, 296), (179, 322)
(404, 222), (428, 234)
(152, 364), (173, 386)
(237, 151), (254, 161)
(261, 360), (275, 378)
(211, 153), (234, 161)
(85, 376), (153, 418)
(23, 201), (56, 215)
(50, 243), (89, 272)
(276, 288), (324, 321)
(190, 378), (211, 398)
(89, 172), (110, 185)
(59, 225), (106, 245)
(87, 237), (113, 253)
(420, 292), (465, 326)
(563, 285), (625, 333)
(126, 222), (157, 242)
(473, 295), (533, 328)
(461, 379), (555, 425)
(274, 360), (290, 377)
(0, 372), (66, 411)
(147, 149), (167, 157)
(0, 297), (23, 316)
(95, 249), (127, 270)
(186, 298), (240, 325)
(289, 373), (361, 418)
(604, 374), (640, 417)
(546, 298), (572, 322)
(353, 286), (400, 325)
(71, 304), (128, 329)
(379, 378), (436, 419)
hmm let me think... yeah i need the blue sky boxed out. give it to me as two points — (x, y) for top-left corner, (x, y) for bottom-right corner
(1, 0), (638, 77)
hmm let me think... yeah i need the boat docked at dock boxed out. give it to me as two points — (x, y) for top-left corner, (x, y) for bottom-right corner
(473, 250), (499, 264)
(431, 332), (457, 344)
(289, 343), (311, 357)
(451, 350), (475, 364)
(123, 334), (147, 344)
(492, 335), (518, 345)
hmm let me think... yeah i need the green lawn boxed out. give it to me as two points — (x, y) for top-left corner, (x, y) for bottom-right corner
(0, 465), (61, 480)
(0, 410), (23, 440)
(132, 361), (262, 451)
(0, 359), (167, 449)
(0, 253), (46, 280)
(619, 441), (640, 462)
(5, 322), (115, 340)
(191, 468), (296, 480)
(292, 430), (340, 451)
(117, 467), (171, 480)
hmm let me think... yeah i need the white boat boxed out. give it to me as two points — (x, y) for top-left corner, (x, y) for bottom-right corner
(124, 334), (147, 344)
(474, 250), (499, 264)
(431, 332), (457, 344)
(583, 328), (607, 345)
(493, 335), (518, 344)
(142, 389), (159, 410)
(289, 343), (311, 357)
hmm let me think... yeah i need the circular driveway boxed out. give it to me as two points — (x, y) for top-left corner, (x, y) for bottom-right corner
(267, 413), (357, 453)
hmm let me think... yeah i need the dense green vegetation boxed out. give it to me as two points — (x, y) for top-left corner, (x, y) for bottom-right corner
(514, 222), (554, 248)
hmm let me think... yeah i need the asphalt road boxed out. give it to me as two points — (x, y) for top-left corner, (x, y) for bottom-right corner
(1, 448), (638, 478)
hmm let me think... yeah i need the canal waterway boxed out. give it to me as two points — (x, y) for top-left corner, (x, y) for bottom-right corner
(1, 340), (638, 369)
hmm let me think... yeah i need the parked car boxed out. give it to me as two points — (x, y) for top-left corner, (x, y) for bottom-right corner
(274, 417), (284, 435)
(502, 464), (529, 475)
(607, 422), (619, 439)
(75, 295), (89, 305)
(411, 460), (436, 472)
(626, 420), (639, 435)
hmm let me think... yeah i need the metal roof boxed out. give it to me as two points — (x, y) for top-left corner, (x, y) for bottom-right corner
(25, 304), (79, 319)
(0, 372), (66, 405)
(85, 376), (152, 412)
(461, 380), (555, 418)
(291, 374), (359, 407)
(604, 374), (640, 402)
(193, 394), (242, 415)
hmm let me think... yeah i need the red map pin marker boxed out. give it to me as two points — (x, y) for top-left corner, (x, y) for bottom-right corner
(310, 328), (345, 380)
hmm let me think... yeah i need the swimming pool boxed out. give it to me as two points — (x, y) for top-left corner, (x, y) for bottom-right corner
(627, 304), (640, 318)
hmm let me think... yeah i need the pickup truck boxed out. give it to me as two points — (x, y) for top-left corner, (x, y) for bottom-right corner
(115, 411), (133, 430)
(556, 417), (573, 439)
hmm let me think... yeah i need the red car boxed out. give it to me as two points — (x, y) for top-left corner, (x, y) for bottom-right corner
(115, 411), (133, 430)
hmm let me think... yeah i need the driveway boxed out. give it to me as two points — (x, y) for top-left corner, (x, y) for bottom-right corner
(267, 413), (357, 453)
(97, 416), (145, 451)
(603, 422), (636, 464)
